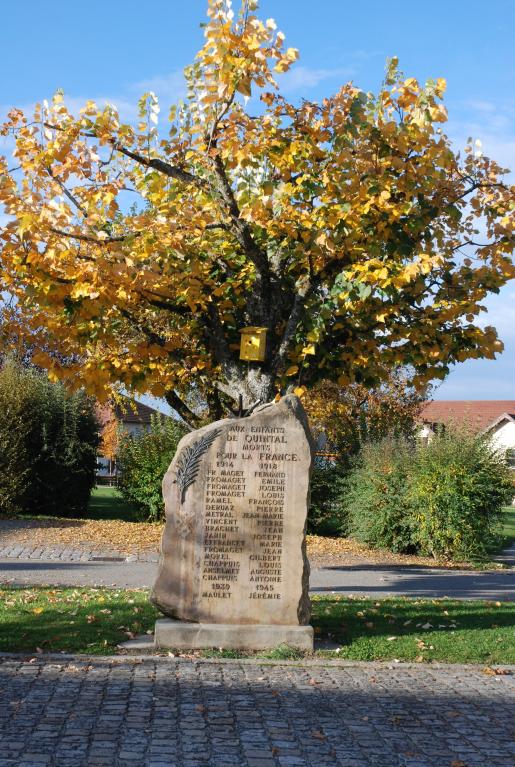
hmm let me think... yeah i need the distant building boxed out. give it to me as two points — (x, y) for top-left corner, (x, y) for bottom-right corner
(95, 399), (168, 482)
(419, 400), (515, 468)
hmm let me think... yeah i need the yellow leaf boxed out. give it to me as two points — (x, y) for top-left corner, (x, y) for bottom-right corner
(285, 365), (299, 376)
(32, 607), (44, 615)
(236, 78), (252, 97)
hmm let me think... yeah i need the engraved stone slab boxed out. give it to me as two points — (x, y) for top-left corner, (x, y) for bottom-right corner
(150, 395), (313, 626)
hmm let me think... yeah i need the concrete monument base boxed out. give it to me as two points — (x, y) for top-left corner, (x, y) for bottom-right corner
(154, 619), (314, 651)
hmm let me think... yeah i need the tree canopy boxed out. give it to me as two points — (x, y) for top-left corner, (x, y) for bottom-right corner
(1, 0), (513, 425)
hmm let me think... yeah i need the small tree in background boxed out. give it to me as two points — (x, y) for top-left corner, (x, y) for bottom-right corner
(99, 415), (120, 475)
(305, 371), (426, 455)
(117, 415), (187, 521)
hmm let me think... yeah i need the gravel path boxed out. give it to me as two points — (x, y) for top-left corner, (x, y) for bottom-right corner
(0, 655), (513, 767)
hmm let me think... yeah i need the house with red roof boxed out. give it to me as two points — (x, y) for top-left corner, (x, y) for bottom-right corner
(419, 401), (515, 467)
(95, 398), (169, 482)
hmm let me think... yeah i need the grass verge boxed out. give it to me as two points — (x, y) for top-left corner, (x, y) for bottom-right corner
(491, 507), (515, 556)
(0, 588), (513, 664)
(87, 485), (142, 522)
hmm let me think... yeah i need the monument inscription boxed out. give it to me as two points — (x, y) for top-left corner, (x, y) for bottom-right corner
(151, 395), (312, 628)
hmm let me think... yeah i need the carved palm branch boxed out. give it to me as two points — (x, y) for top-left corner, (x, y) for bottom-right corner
(175, 428), (222, 504)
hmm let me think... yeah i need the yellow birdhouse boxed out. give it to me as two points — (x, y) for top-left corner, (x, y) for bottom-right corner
(239, 326), (267, 362)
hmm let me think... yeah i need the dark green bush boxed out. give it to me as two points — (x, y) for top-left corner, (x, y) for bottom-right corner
(308, 459), (349, 536)
(346, 439), (419, 553)
(117, 414), (186, 521)
(0, 359), (100, 516)
(0, 362), (37, 514)
(346, 430), (513, 560)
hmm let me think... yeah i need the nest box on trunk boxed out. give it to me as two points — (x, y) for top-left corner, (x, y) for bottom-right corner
(239, 327), (267, 362)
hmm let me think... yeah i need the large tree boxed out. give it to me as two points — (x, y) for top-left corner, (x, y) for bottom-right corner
(0, 0), (513, 426)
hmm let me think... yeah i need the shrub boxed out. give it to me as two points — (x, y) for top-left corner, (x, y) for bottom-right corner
(308, 459), (349, 536)
(117, 415), (186, 521)
(0, 359), (100, 516)
(346, 439), (419, 553)
(346, 429), (513, 560)
(0, 361), (38, 514)
(413, 429), (513, 560)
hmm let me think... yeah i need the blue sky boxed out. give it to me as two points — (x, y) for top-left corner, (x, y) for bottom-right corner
(1, 0), (514, 402)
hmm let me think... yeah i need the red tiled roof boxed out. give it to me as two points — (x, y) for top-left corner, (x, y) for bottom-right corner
(95, 398), (166, 427)
(114, 399), (162, 425)
(420, 401), (515, 432)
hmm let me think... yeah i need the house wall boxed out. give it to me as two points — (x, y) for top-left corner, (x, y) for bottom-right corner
(122, 423), (149, 438)
(418, 424), (434, 444)
(488, 420), (515, 453)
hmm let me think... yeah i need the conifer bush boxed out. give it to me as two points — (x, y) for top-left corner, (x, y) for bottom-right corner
(0, 359), (99, 516)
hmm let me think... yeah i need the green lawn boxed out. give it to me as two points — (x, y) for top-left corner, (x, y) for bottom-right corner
(1, 588), (513, 664)
(499, 506), (515, 549)
(488, 506), (515, 558)
(87, 485), (142, 522)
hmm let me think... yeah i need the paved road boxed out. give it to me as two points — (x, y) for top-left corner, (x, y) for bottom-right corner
(0, 655), (513, 767)
(1, 558), (514, 600)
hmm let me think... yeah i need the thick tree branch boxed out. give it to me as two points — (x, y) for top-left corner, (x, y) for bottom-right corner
(210, 153), (271, 325)
(139, 292), (192, 316)
(271, 279), (314, 374)
(164, 390), (201, 428)
(46, 166), (88, 218)
(49, 227), (140, 245)
(205, 302), (237, 369)
(43, 121), (202, 187)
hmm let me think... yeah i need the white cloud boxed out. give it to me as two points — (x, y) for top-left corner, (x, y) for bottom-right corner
(131, 71), (186, 104)
(447, 99), (515, 173)
(278, 65), (354, 93)
(0, 68), (187, 128)
(435, 285), (515, 399)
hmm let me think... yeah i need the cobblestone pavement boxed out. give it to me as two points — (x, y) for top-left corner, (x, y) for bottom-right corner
(0, 656), (513, 767)
(0, 542), (157, 563)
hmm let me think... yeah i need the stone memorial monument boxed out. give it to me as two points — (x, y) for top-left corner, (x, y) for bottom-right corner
(151, 394), (314, 651)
